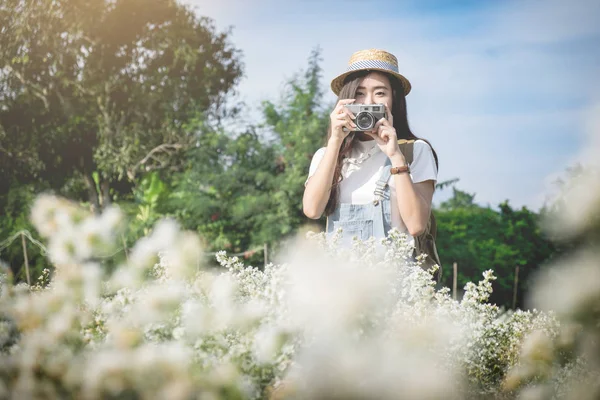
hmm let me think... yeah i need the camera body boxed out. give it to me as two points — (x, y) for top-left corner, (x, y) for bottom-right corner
(344, 104), (387, 131)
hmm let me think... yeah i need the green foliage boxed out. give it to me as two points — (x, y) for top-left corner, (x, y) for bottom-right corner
(436, 188), (558, 308)
(0, 185), (49, 282)
(116, 171), (171, 253)
(0, 0), (243, 208)
(0, 0), (242, 272)
(260, 47), (331, 238)
(164, 48), (330, 264)
(167, 127), (279, 260)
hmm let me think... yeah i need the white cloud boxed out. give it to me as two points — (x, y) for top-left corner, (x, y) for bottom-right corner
(486, 0), (600, 45)
(185, 0), (600, 211)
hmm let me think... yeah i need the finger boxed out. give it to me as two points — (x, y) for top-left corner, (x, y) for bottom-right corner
(349, 118), (357, 129)
(346, 116), (357, 129)
(372, 119), (384, 132)
(384, 103), (393, 123)
(379, 125), (397, 140)
(377, 117), (392, 127)
(339, 103), (356, 118)
(380, 130), (392, 143)
(336, 115), (355, 129)
(332, 99), (354, 116)
(335, 113), (355, 126)
(336, 99), (355, 111)
(364, 130), (386, 146)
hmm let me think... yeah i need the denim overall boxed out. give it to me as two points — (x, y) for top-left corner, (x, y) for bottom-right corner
(326, 158), (393, 244)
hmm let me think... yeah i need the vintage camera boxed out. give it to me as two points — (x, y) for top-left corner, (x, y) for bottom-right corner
(344, 103), (387, 131)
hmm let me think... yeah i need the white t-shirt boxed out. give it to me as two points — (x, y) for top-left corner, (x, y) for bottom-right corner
(306, 139), (438, 235)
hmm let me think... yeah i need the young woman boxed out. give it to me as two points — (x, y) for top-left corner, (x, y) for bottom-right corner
(303, 49), (439, 248)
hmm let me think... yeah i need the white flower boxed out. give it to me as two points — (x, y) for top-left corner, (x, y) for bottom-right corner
(108, 265), (143, 291)
(160, 231), (203, 280)
(81, 262), (103, 308)
(282, 239), (394, 334)
(5, 193), (577, 399)
(180, 299), (210, 336)
(545, 169), (600, 238)
(287, 335), (462, 400)
(517, 384), (552, 400)
(252, 326), (283, 364)
(47, 227), (79, 265)
(209, 273), (236, 308)
(128, 218), (183, 274)
(129, 281), (186, 326)
(172, 327), (185, 340)
(97, 206), (124, 237)
(531, 248), (600, 319)
(30, 194), (75, 238)
(520, 330), (554, 365)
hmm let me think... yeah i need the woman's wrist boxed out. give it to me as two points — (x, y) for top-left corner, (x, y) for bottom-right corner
(328, 136), (344, 148)
(389, 152), (407, 167)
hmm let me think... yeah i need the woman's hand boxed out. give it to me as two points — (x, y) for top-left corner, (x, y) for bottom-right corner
(330, 99), (357, 141)
(364, 103), (405, 162)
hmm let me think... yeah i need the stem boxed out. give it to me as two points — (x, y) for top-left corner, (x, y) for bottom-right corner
(452, 262), (458, 300)
(21, 233), (31, 286)
(512, 266), (520, 310)
(82, 172), (100, 213)
(121, 233), (129, 263)
(101, 180), (111, 207)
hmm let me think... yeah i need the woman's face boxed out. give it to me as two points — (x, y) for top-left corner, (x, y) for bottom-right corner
(354, 71), (393, 109)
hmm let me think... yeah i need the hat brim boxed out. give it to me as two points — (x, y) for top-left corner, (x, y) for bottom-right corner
(330, 68), (411, 97)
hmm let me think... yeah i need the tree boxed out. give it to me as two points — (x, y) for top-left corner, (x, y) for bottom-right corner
(0, 0), (242, 210)
(439, 187), (478, 210)
(260, 47), (330, 238)
(162, 48), (330, 264)
(166, 127), (280, 260)
(435, 188), (557, 308)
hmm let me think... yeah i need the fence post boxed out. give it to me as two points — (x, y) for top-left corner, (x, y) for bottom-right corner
(452, 262), (458, 300)
(512, 265), (520, 309)
(21, 233), (31, 286)
(121, 233), (129, 263)
(264, 243), (268, 267)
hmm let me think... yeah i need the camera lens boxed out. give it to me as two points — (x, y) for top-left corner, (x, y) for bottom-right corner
(355, 112), (374, 130)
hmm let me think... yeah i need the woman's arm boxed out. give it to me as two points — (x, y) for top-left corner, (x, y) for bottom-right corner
(364, 103), (436, 236)
(302, 137), (343, 219)
(389, 153), (435, 236)
(303, 99), (356, 219)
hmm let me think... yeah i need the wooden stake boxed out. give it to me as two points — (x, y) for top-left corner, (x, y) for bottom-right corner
(121, 233), (129, 263)
(513, 265), (520, 310)
(21, 233), (31, 286)
(264, 243), (268, 267)
(452, 262), (458, 300)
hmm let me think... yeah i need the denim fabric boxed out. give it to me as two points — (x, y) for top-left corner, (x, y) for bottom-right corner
(327, 158), (393, 245)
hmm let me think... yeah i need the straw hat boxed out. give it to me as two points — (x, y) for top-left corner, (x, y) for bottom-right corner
(330, 49), (411, 96)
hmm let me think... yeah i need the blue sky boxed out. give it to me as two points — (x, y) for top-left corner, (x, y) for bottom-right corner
(186, 0), (600, 211)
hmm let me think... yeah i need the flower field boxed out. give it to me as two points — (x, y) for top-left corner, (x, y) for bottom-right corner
(1, 190), (599, 400)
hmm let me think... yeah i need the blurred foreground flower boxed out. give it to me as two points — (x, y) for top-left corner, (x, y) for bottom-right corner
(0, 194), (568, 399)
(506, 111), (600, 400)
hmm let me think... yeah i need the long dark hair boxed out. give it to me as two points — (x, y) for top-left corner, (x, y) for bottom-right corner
(324, 70), (439, 215)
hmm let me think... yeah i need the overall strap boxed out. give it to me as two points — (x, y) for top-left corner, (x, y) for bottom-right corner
(373, 157), (392, 205)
